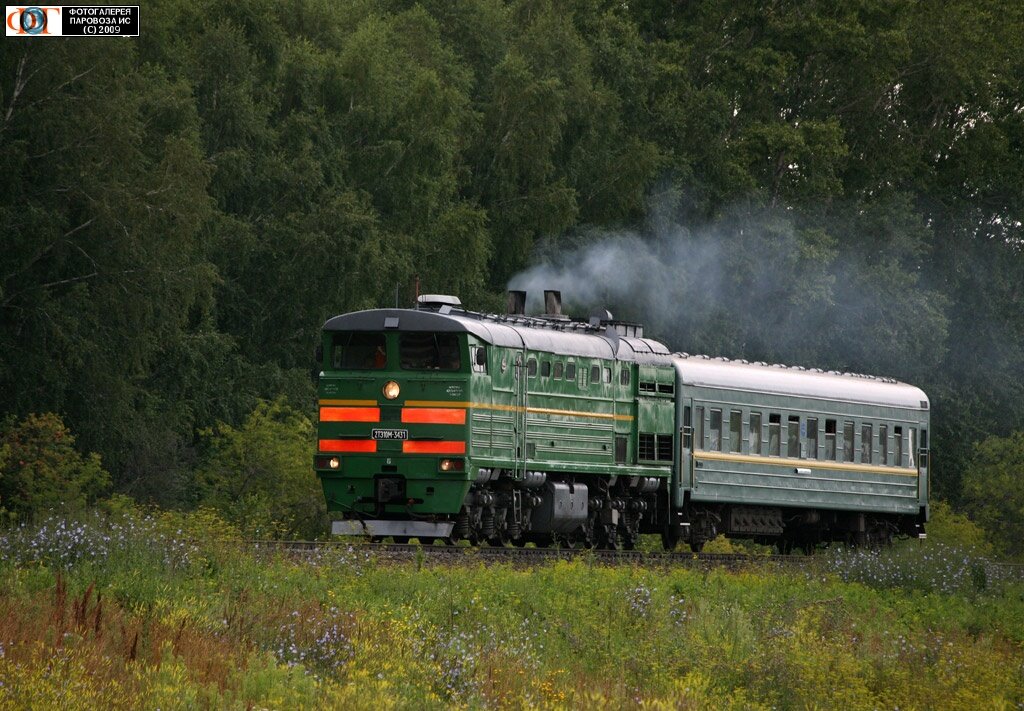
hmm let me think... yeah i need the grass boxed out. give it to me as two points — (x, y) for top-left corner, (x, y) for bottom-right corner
(1, 508), (1022, 709)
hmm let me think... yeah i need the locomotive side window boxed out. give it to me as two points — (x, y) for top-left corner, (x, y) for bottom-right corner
(399, 332), (461, 371)
(730, 410), (742, 453)
(620, 368), (630, 386)
(861, 423), (873, 463)
(603, 366), (612, 383)
(566, 363), (577, 381)
(471, 346), (487, 374)
(709, 409), (723, 451)
(768, 414), (781, 456)
(879, 425), (889, 464)
(591, 364), (601, 384)
(843, 421), (855, 462)
(541, 361), (551, 377)
(332, 332), (387, 370)
(527, 358), (538, 377)
(824, 419), (837, 460)
(553, 362), (563, 379)
(748, 412), (762, 454)
(894, 426), (904, 466)
(787, 416), (800, 457)
(806, 418), (818, 459)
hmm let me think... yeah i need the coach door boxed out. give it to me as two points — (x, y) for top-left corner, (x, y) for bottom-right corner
(678, 397), (696, 507)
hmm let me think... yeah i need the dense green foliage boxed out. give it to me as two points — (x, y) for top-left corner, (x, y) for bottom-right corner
(962, 431), (1024, 557)
(1, 507), (1022, 708)
(0, 413), (110, 519)
(1, 0), (1022, 534)
(196, 399), (324, 539)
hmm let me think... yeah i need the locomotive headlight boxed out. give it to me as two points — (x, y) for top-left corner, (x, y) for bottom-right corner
(315, 455), (342, 471)
(382, 380), (401, 400)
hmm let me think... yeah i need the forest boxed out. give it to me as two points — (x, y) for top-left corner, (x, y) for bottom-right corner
(1, 0), (1022, 551)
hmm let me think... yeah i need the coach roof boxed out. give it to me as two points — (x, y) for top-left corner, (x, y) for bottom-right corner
(672, 355), (929, 410)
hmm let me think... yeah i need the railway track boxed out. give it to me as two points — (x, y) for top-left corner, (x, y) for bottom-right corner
(241, 539), (1024, 580)
(245, 539), (822, 569)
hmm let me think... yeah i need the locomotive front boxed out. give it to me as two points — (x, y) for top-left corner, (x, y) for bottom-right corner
(314, 300), (477, 540)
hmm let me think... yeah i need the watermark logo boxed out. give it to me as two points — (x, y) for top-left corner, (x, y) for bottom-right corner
(6, 5), (139, 36)
(6, 6), (60, 34)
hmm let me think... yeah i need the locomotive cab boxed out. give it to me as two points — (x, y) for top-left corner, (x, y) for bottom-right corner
(314, 307), (480, 540)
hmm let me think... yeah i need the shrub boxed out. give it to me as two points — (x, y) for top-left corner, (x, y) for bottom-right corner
(196, 399), (325, 539)
(0, 413), (110, 520)
(962, 431), (1024, 558)
(925, 500), (993, 554)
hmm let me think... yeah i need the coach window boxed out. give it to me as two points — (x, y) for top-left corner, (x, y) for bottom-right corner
(730, 411), (743, 453)
(695, 406), (705, 449)
(879, 425), (889, 465)
(527, 358), (538, 377)
(787, 416), (800, 457)
(541, 361), (551, 377)
(768, 414), (781, 456)
(861, 423), (872, 463)
(806, 418), (818, 459)
(824, 419), (837, 460)
(843, 421), (855, 462)
(748, 412), (762, 455)
(908, 428), (917, 468)
(709, 410), (723, 451)
(894, 426), (904, 467)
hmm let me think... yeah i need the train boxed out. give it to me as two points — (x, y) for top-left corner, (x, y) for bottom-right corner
(313, 291), (929, 551)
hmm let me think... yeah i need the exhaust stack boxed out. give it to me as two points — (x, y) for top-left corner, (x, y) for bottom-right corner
(543, 290), (564, 318)
(507, 290), (526, 315)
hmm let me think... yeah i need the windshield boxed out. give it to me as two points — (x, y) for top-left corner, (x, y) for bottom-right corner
(400, 332), (462, 371)
(331, 332), (387, 370)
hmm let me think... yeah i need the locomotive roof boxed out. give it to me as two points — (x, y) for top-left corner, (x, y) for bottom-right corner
(671, 356), (930, 410)
(322, 308), (674, 364)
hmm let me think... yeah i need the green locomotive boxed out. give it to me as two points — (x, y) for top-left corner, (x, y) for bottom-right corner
(314, 292), (929, 551)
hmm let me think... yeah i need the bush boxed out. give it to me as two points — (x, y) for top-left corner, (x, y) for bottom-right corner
(196, 399), (325, 539)
(925, 500), (993, 554)
(0, 413), (110, 520)
(961, 431), (1024, 558)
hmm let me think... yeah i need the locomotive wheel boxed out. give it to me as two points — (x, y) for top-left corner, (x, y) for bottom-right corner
(601, 527), (619, 550)
(392, 536), (410, 544)
(418, 537), (435, 546)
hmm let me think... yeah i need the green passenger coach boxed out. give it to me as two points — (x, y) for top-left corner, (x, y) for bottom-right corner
(314, 292), (929, 551)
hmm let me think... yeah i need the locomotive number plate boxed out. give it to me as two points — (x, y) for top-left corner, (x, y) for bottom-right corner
(372, 428), (409, 440)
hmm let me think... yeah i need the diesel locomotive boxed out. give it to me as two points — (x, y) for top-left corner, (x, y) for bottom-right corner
(314, 291), (929, 551)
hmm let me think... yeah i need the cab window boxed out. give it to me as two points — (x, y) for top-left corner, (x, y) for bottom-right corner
(332, 332), (386, 370)
(399, 332), (461, 371)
